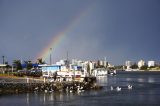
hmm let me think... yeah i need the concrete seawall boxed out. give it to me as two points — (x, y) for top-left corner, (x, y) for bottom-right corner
(0, 77), (102, 94)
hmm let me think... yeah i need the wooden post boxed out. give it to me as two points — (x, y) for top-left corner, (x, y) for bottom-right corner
(44, 77), (46, 83)
(27, 77), (29, 83)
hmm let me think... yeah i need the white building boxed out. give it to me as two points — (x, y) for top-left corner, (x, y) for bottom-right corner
(89, 61), (95, 71)
(138, 60), (145, 68)
(125, 61), (133, 69)
(71, 59), (83, 66)
(148, 61), (155, 67)
(0, 64), (6, 67)
(100, 60), (104, 66)
(92, 68), (108, 76)
(71, 59), (77, 65)
(0, 64), (7, 73)
(39, 64), (61, 77)
(81, 61), (92, 77)
(56, 59), (66, 65)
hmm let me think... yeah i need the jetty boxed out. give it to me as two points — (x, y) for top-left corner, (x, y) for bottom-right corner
(0, 76), (102, 95)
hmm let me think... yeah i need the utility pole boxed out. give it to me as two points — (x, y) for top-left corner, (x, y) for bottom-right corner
(2, 56), (4, 64)
(50, 48), (52, 65)
(66, 51), (69, 69)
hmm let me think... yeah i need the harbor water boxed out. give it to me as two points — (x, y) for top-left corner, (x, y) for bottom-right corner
(1, 71), (160, 106)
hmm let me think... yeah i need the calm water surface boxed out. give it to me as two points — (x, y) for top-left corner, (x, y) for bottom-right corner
(1, 71), (160, 106)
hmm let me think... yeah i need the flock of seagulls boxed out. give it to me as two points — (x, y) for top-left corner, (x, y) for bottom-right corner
(110, 85), (133, 92)
(34, 85), (85, 93)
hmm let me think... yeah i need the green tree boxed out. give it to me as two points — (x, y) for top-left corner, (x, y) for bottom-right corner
(24, 61), (32, 70)
(149, 66), (156, 68)
(13, 60), (22, 70)
(140, 65), (148, 70)
(130, 63), (138, 69)
(114, 65), (124, 70)
(5, 61), (11, 70)
(37, 58), (45, 64)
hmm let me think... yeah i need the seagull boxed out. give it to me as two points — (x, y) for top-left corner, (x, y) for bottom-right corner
(110, 86), (113, 91)
(44, 90), (48, 93)
(34, 87), (38, 91)
(116, 86), (121, 91)
(77, 86), (81, 93)
(70, 90), (73, 93)
(128, 85), (132, 89)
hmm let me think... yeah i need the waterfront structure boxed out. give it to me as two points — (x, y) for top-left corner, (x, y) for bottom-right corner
(138, 60), (145, 68)
(39, 58), (114, 81)
(39, 64), (61, 77)
(39, 59), (86, 81)
(92, 68), (108, 76)
(104, 57), (107, 68)
(71, 59), (83, 66)
(148, 61), (155, 67)
(0, 64), (6, 67)
(70, 60), (93, 77)
(125, 61), (133, 69)
(96, 59), (108, 68)
(70, 64), (82, 71)
(89, 61), (95, 74)
(56, 59), (68, 66)
(108, 63), (114, 68)
(56, 70), (85, 82)
(100, 60), (104, 66)
(0, 64), (7, 73)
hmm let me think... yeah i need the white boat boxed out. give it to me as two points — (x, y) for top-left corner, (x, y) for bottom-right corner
(93, 68), (108, 77)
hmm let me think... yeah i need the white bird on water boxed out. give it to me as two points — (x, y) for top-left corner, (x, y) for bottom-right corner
(116, 86), (121, 91)
(110, 86), (113, 91)
(44, 90), (48, 93)
(128, 85), (132, 89)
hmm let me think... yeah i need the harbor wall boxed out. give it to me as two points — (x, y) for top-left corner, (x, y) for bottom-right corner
(0, 77), (102, 94)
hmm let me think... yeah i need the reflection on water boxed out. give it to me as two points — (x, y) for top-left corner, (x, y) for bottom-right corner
(148, 77), (155, 83)
(137, 78), (145, 82)
(1, 71), (160, 106)
(126, 78), (132, 81)
(26, 93), (29, 106)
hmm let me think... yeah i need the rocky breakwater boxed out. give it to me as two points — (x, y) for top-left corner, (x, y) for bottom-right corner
(0, 77), (102, 94)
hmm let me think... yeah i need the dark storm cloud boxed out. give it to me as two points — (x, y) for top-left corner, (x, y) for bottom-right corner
(0, 0), (160, 65)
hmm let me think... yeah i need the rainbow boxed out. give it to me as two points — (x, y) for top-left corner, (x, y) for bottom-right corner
(35, 3), (95, 63)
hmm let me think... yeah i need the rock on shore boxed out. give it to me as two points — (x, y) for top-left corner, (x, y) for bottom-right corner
(0, 77), (102, 95)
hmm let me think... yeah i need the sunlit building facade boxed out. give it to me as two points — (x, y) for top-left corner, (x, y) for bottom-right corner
(148, 61), (155, 67)
(138, 60), (145, 68)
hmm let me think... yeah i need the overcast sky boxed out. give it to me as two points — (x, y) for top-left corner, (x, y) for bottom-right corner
(0, 0), (160, 65)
